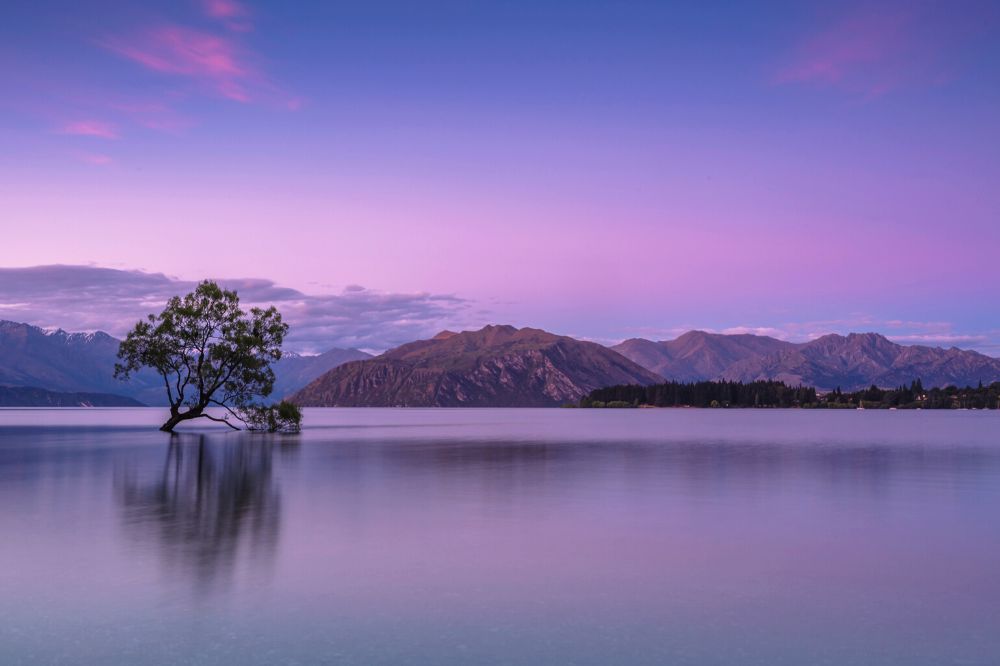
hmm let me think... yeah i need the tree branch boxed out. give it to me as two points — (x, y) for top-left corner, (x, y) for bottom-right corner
(200, 412), (241, 430)
(208, 398), (248, 426)
(177, 354), (194, 404)
(207, 361), (240, 398)
(161, 371), (176, 407)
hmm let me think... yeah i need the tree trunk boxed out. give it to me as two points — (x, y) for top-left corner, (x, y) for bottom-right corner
(160, 406), (203, 432)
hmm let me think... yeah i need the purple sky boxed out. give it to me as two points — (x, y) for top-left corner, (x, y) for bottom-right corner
(2, 1), (999, 353)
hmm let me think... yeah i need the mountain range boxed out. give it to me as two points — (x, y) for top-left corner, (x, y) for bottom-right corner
(269, 348), (372, 399)
(0, 321), (163, 405)
(0, 385), (143, 407)
(614, 331), (793, 381)
(291, 325), (663, 407)
(0, 320), (369, 406)
(3, 319), (999, 407)
(613, 330), (1000, 391)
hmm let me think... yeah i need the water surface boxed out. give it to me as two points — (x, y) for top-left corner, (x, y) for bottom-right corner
(1, 408), (999, 664)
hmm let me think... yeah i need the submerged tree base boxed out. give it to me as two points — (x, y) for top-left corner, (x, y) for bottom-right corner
(156, 402), (302, 433)
(159, 406), (241, 432)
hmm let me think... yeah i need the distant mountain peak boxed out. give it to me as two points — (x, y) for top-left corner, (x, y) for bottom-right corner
(846, 331), (891, 343)
(614, 330), (1000, 391)
(292, 325), (661, 407)
(469, 324), (520, 336)
(0, 318), (372, 404)
(0, 319), (163, 404)
(676, 329), (711, 339)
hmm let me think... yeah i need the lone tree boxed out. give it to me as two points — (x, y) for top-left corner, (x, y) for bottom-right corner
(115, 280), (301, 433)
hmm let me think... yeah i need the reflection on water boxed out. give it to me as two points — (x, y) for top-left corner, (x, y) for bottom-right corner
(2, 409), (1000, 665)
(117, 434), (296, 593)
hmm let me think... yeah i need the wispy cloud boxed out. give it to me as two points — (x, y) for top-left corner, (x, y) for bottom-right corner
(771, 3), (989, 97)
(23, 1), (292, 163)
(720, 326), (791, 339)
(888, 333), (990, 346)
(59, 120), (119, 139)
(102, 25), (255, 102)
(0, 265), (476, 354)
(202, 0), (253, 32)
(775, 7), (912, 96)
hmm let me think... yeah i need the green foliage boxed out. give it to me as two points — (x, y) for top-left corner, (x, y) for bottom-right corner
(241, 400), (303, 433)
(114, 280), (294, 432)
(585, 400), (635, 408)
(581, 378), (1000, 410)
(582, 380), (817, 408)
(822, 381), (1000, 409)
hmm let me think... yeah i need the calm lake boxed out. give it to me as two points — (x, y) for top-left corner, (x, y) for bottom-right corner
(1, 408), (999, 664)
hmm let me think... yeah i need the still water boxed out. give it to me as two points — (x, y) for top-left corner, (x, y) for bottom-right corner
(1, 408), (999, 664)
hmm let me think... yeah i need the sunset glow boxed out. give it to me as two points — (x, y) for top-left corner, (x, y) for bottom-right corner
(2, 0), (998, 351)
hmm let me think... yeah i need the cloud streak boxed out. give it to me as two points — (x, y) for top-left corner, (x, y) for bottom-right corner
(775, 8), (912, 96)
(102, 25), (255, 102)
(59, 120), (119, 139)
(30, 0), (291, 164)
(202, 0), (253, 32)
(0, 265), (477, 353)
(771, 3), (991, 97)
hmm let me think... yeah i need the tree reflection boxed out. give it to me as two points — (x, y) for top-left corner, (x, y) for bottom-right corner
(118, 434), (294, 594)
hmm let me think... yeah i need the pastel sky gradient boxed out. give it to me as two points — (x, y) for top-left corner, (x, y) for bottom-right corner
(1, 1), (999, 352)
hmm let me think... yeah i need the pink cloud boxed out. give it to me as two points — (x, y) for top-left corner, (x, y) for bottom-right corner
(103, 25), (254, 102)
(773, 6), (958, 97)
(202, 0), (253, 32)
(889, 333), (990, 346)
(720, 326), (791, 339)
(777, 11), (907, 83)
(60, 120), (118, 139)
